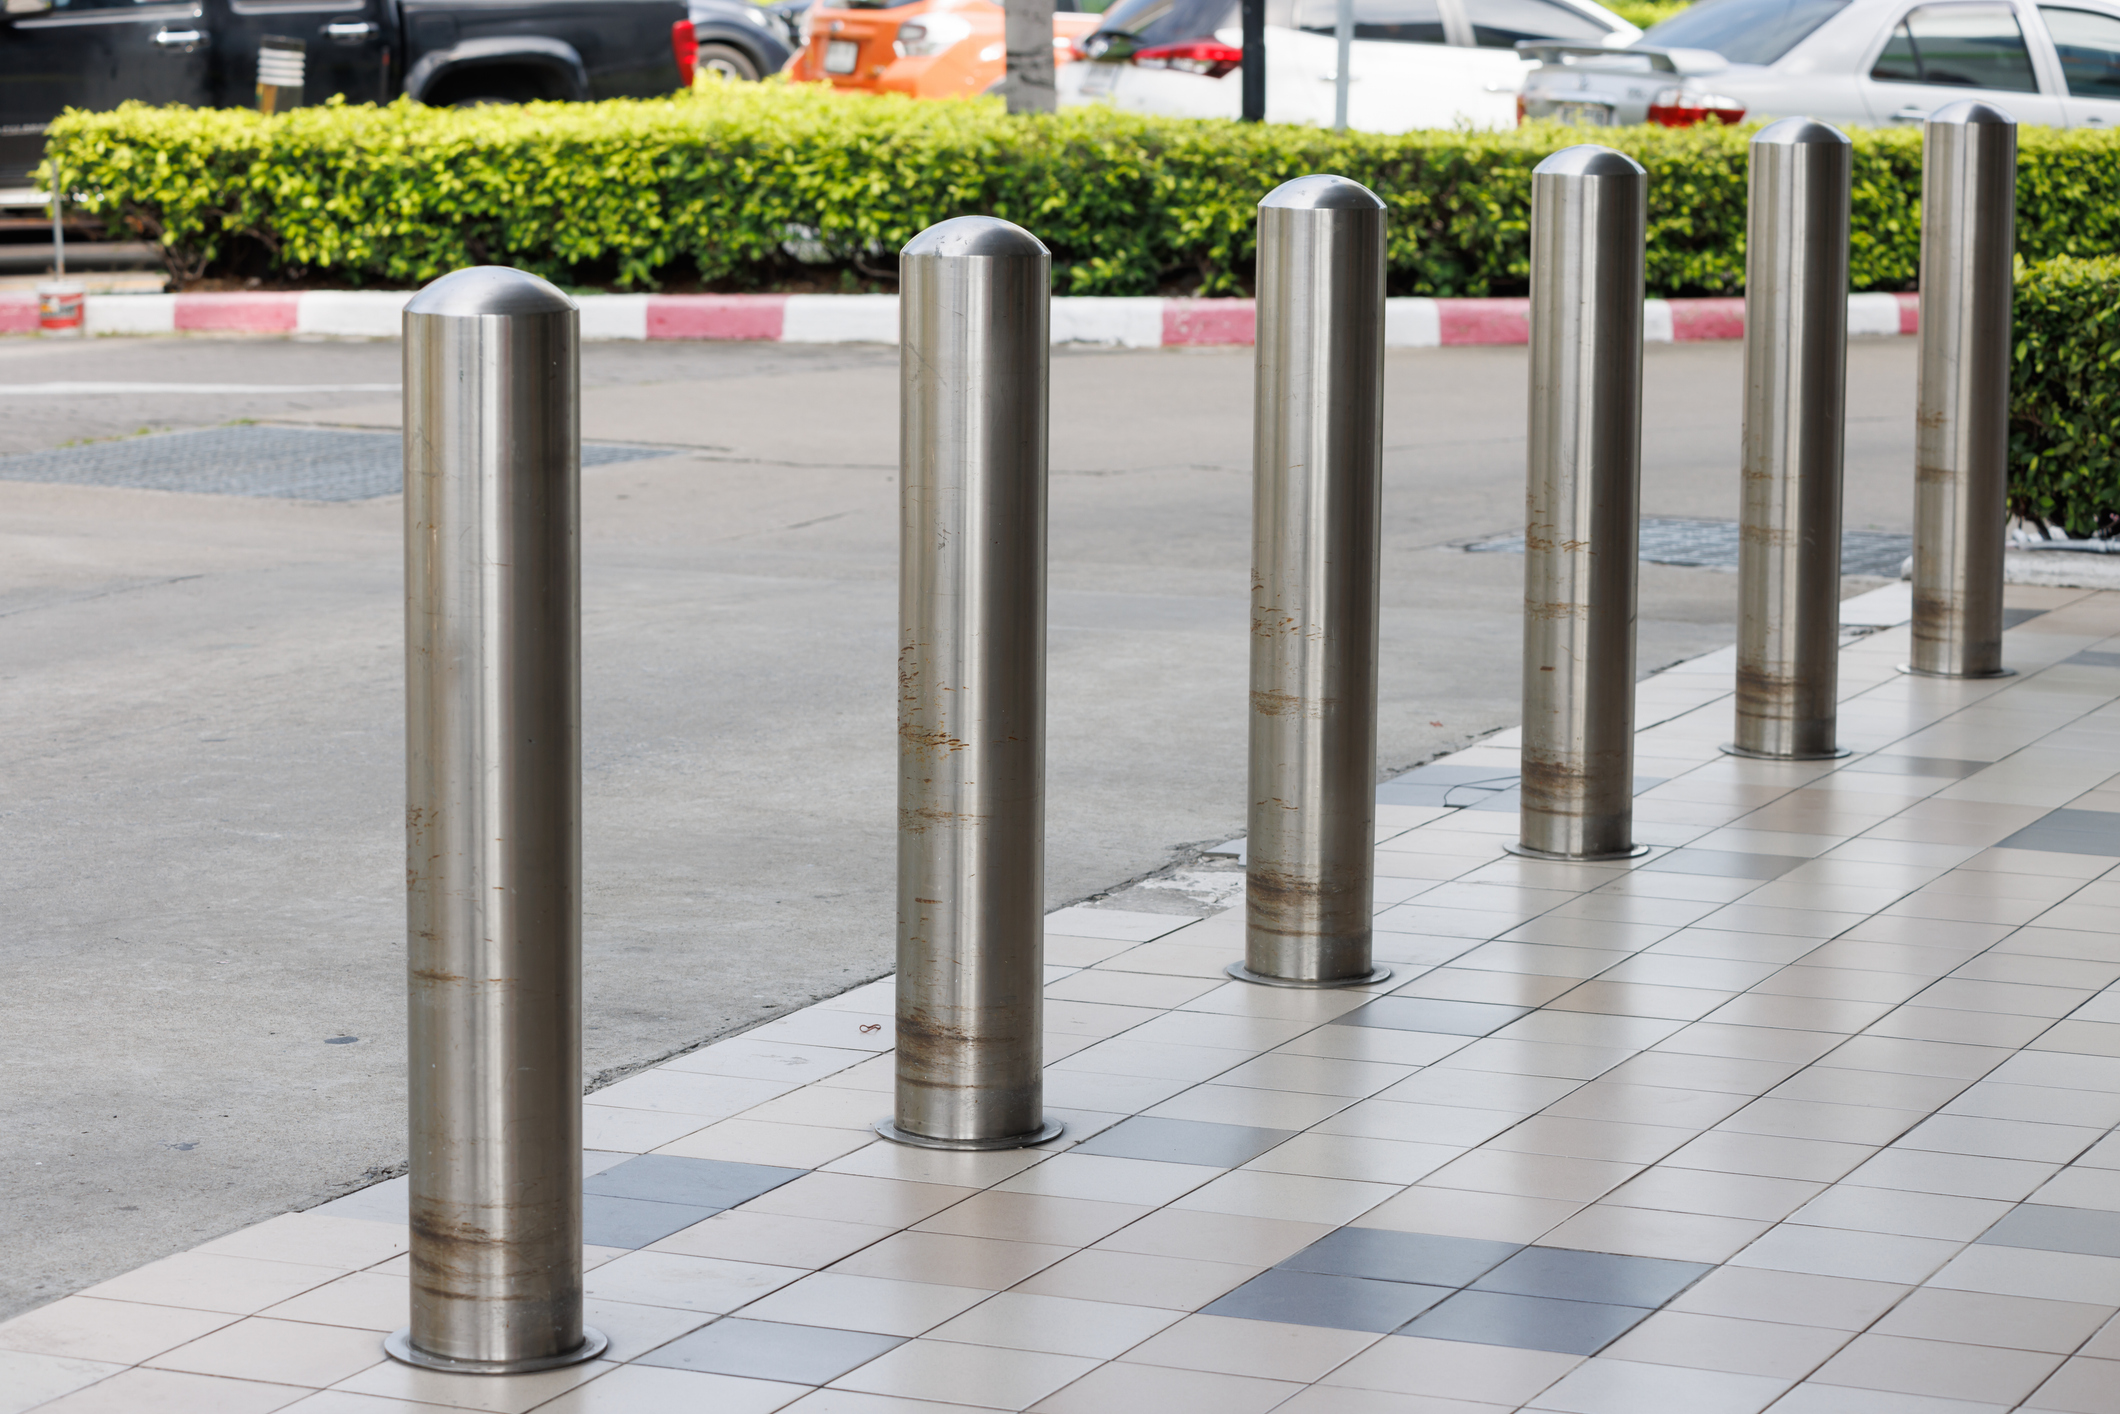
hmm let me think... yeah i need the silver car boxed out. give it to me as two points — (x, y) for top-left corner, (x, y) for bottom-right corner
(1519, 0), (2120, 127)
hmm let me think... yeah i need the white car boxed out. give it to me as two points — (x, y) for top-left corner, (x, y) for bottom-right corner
(1059, 0), (1642, 131)
(1520, 0), (2120, 126)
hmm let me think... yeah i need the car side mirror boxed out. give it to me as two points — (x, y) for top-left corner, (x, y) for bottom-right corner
(5, 0), (56, 16)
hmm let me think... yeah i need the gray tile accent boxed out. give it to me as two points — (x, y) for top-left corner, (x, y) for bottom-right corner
(585, 1154), (806, 1210)
(2003, 607), (2048, 629)
(305, 1175), (407, 1225)
(2066, 651), (2120, 669)
(582, 1193), (720, 1249)
(1204, 1268), (1454, 1333)
(1638, 849), (1811, 880)
(637, 1318), (904, 1383)
(1334, 996), (1532, 1037)
(1377, 782), (1494, 808)
(1390, 765), (1519, 786)
(1470, 1246), (1712, 1308)
(1378, 766), (1518, 809)
(1399, 1289), (1654, 1355)
(1976, 1203), (2120, 1258)
(1995, 809), (2120, 858)
(1279, 1228), (1522, 1287)
(1838, 756), (1992, 779)
(584, 1150), (633, 1177)
(1070, 1117), (1296, 1169)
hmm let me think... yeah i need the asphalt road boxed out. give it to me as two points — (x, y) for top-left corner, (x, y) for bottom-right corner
(0, 330), (1918, 1320)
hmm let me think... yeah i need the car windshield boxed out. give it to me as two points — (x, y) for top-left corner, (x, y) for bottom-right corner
(1637, 0), (1849, 62)
(1096, 0), (1237, 39)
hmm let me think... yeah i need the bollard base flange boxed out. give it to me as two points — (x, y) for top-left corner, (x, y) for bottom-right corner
(1503, 841), (1652, 863)
(384, 1327), (608, 1375)
(1719, 743), (1853, 762)
(874, 1118), (1065, 1151)
(1224, 962), (1394, 990)
(1896, 664), (2016, 680)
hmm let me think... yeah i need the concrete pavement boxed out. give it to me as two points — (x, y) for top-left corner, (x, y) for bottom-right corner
(0, 332), (1917, 1319)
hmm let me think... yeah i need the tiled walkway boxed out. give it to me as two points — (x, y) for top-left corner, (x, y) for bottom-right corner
(13, 586), (2120, 1414)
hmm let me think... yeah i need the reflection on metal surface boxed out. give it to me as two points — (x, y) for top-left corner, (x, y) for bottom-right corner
(1909, 100), (2016, 679)
(395, 266), (604, 1373)
(888, 215), (1061, 1151)
(1733, 118), (1853, 761)
(1242, 174), (1391, 990)
(1517, 145), (1650, 864)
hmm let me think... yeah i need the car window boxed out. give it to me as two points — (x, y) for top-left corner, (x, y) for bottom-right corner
(46, 0), (173, 9)
(2040, 6), (2120, 94)
(1463, 0), (1611, 45)
(1638, 0), (1849, 63)
(1097, 0), (1294, 37)
(1297, 0), (1448, 43)
(1871, 3), (2039, 89)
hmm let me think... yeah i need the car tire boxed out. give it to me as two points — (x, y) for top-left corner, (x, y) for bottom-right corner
(696, 43), (762, 81)
(432, 69), (552, 106)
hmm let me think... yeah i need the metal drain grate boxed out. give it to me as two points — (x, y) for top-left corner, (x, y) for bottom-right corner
(1466, 517), (1912, 578)
(0, 425), (676, 502)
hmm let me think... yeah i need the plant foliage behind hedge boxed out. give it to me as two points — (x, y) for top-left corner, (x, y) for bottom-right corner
(2011, 255), (2120, 539)
(42, 84), (2120, 297)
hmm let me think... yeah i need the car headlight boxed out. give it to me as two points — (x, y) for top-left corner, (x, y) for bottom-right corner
(895, 13), (972, 56)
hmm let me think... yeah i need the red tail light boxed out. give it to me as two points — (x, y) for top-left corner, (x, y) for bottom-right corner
(1646, 87), (1744, 126)
(1132, 39), (1243, 78)
(673, 19), (699, 86)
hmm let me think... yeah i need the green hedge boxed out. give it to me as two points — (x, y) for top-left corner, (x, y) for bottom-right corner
(42, 83), (2120, 296)
(2011, 255), (2120, 540)
(1606, 0), (1691, 29)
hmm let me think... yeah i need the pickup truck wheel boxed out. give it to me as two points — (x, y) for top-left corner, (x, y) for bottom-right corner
(430, 69), (554, 106)
(696, 44), (761, 81)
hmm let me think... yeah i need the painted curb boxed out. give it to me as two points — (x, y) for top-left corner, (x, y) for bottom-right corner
(0, 290), (1922, 344)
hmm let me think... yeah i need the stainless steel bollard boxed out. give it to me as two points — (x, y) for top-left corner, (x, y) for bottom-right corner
(1236, 175), (1390, 989)
(1909, 100), (2016, 679)
(389, 267), (603, 1374)
(1730, 118), (1853, 761)
(1514, 145), (1649, 862)
(883, 216), (1061, 1151)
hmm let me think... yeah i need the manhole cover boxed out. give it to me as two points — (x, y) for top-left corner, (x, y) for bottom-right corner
(1466, 518), (1911, 578)
(0, 425), (675, 502)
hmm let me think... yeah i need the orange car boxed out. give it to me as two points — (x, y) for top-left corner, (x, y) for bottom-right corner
(789, 0), (1103, 99)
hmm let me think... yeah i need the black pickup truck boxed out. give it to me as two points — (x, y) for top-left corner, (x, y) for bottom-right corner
(0, 0), (697, 186)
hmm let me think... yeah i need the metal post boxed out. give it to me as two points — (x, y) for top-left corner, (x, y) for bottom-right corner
(1241, 0), (1265, 121)
(1514, 145), (1649, 863)
(1235, 175), (1389, 989)
(1333, 0), (1352, 131)
(1730, 118), (1852, 761)
(389, 267), (603, 1375)
(1909, 100), (2016, 679)
(882, 216), (1061, 1152)
(1002, 0), (1057, 114)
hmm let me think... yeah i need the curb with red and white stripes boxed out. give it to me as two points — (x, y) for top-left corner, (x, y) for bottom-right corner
(0, 290), (1922, 344)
